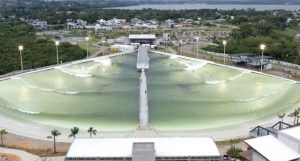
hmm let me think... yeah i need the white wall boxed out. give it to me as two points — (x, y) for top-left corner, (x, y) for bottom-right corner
(252, 150), (268, 161)
(278, 132), (300, 153)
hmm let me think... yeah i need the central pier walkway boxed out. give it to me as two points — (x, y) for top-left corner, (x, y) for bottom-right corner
(137, 46), (150, 130)
(137, 46), (149, 71)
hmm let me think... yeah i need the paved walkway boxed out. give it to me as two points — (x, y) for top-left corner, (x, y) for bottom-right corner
(139, 69), (149, 130)
(0, 147), (64, 161)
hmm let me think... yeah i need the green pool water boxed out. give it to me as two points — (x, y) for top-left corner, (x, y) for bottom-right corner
(0, 53), (299, 132)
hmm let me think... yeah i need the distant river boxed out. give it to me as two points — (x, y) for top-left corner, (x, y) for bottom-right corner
(107, 4), (300, 11)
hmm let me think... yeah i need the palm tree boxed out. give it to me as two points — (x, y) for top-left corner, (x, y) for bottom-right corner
(296, 108), (300, 125)
(277, 113), (286, 122)
(69, 127), (79, 139)
(51, 129), (61, 153)
(288, 109), (299, 125)
(88, 127), (97, 138)
(0, 129), (8, 146)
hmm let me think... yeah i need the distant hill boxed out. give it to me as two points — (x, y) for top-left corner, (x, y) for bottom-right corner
(127, 0), (300, 5)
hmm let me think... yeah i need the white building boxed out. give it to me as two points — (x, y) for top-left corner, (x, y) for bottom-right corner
(65, 137), (221, 161)
(128, 34), (158, 46)
(278, 126), (300, 153)
(31, 20), (47, 30)
(66, 19), (87, 29)
(245, 126), (300, 161)
(111, 45), (135, 53)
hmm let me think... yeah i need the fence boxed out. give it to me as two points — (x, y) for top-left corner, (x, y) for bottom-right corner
(199, 49), (300, 70)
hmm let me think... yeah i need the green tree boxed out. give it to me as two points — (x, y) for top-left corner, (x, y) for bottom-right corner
(69, 127), (79, 139)
(226, 146), (242, 159)
(288, 109), (300, 125)
(51, 129), (61, 153)
(277, 113), (286, 122)
(0, 129), (8, 146)
(87, 127), (97, 138)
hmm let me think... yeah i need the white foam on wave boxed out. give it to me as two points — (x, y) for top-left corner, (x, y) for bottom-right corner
(93, 57), (112, 66)
(6, 105), (40, 115)
(205, 80), (226, 85)
(16, 78), (79, 95)
(59, 68), (92, 78)
(173, 58), (207, 71)
(57, 91), (79, 95)
(227, 70), (251, 81)
(205, 70), (250, 85)
(11, 76), (22, 80)
(169, 55), (178, 59)
(234, 87), (286, 102)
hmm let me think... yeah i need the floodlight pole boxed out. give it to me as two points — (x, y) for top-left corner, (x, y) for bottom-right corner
(223, 40), (227, 64)
(55, 41), (59, 64)
(261, 49), (264, 72)
(19, 47), (23, 72)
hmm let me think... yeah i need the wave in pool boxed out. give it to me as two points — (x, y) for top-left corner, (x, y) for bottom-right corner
(205, 70), (250, 85)
(173, 58), (207, 71)
(58, 68), (93, 78)
(93, 57), (112, 66)
(234, 87), (287, 102)
(1, 104), (40, 115)
(12, 77), (79, 95)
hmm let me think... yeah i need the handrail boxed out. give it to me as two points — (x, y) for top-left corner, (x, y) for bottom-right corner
(250, 126), (277, 136)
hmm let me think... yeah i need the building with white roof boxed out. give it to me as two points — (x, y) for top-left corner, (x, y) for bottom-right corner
(128, 34), (158, 46)
(65, 137), (221, 161)
(278, 126), (300, 153)
(245, 126), (300, 161)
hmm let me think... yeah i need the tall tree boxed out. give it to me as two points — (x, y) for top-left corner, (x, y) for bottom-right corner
(69, 127), (79, 139)
(0, 129), (8, 146)
(288, 109), (299, 125)
(51, 129), (61, 153)
(297, 108), (300, 125)
(277, 113), (286, 122)
(87, 127), (97, 138)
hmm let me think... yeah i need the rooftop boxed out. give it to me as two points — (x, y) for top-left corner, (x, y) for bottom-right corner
(245, 135), (300, 161)
(280, 126), (300, 140)
(66, 137), (220, 158)
(129, 34), (156, 39)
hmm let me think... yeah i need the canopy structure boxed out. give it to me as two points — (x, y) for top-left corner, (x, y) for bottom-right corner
(245, 135), (300, 161)
(65, 137), (221, 161)
(129, 34), (156, 40)
(128, 34), (157, 45)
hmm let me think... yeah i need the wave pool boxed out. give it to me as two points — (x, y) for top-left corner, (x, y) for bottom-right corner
(0, 52), (299, 133)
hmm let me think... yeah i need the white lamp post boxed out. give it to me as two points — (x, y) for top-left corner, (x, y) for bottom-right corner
(195, 37), (199, 59)
(222, 40), (227, 64)
(85, 37), (90, 58)
(260, 44), (266, 72)
(18, 45), (24, 72)
(55, 41), (60, 64)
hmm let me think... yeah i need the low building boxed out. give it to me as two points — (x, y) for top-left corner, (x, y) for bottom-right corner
(111, 45), (135, 53)
(246, 56), (272, 69)
(65, 137), (221, 161)
(128, 34), (158, 46)
(66, 19), (87, 29)
(245, 126), (300, 161)
(278, 126), (300, 153)
(31, 20), (47, 30)
(229, 53), (253, 64)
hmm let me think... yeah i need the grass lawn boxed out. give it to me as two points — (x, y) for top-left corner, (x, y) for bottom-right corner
(78, 37), (100, 55)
